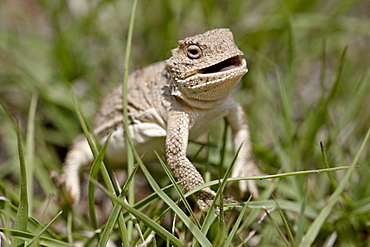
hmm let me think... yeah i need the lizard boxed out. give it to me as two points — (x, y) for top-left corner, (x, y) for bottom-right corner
(62, 28), (262, 212)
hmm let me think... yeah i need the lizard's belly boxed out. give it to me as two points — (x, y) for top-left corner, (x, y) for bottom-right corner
(100, 123), (167, 167)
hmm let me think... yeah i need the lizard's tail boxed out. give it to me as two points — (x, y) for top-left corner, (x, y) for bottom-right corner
(61, 136), (94, 205)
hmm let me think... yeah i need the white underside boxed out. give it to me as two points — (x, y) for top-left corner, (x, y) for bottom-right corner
(101, 123), (167, 166)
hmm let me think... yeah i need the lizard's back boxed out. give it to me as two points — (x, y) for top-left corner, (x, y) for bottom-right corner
(93, 61), (170, 165)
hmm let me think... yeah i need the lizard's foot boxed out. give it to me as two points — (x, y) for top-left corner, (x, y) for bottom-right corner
(60, 171), (80, 205)
(196, 188), (237, 213)
(232, 161), (266, 199)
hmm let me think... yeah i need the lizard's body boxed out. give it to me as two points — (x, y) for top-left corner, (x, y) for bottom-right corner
(62, 29), (261, 211)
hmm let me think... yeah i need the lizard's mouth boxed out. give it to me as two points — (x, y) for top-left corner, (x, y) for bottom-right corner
(198, 56), (242, 74)
(174, 54), (247, 103)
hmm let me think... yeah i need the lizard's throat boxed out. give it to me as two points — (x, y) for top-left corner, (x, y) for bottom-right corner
(171, 58), (248, 108)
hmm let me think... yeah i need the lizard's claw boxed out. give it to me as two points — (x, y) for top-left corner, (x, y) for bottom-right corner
(231, 161), (264, 199)
(196, 188), (237, 213)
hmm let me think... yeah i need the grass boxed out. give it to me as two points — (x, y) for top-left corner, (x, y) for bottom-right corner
(0, 0), (369, 246)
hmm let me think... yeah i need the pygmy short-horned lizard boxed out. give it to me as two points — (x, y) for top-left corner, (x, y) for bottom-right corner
(62, 28), (262, 211)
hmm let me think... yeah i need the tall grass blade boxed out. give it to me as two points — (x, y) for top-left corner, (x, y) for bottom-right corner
(302, 46), (348, 150)
(12, 119), (29, 247)
(25, 92), (38, 214)
(68, 85), (128, 244)
(99, 161), (140, 247)
(218, 119), (229, 174)
(0, 199), (59, 239)
(89, 177), (184, 247)
(87, 134), (111, 234)
(326, 45), (347, 102)
(121, 0), (138, 238)
(189, 165), (353, 190)
(0, 101), (17, 129)
(274, 198), (296, 246)
(67, 212), (72, 244)
(319, 142), (337, 188)
(121, 183), (176, 216)
(201, 145), (241, 236)
(155, 152), (201, 228)
(0, 228), (73, 247)
(295, 179), (308, 244)
(223, 198), (250, 247)
(125, 135), (212, 247)
(264, 207), (291, 247)
(25, 210), (63, 247)
(0, 102), (25, 246)
(99, 197), (126, 247)
(300, 127), (370, 246)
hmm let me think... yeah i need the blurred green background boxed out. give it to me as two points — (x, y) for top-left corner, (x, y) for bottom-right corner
(0, 0), (369, 246)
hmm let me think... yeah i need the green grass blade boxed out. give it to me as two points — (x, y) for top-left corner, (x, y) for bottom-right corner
(265, 207), (291, 247)
(295, 179), (308, 244)
(319, 141), (337, 188)
(12, 119), (29, 247)
(87, 133), (111, 232)
(300, 127), (370, 246)
(218, 118), (229, 174)
(69, 85), (127, 244)
(69, 84), (119, 198)
(139, 207), (173, 245)
(138, 168), (211, 246)
(185, 165), (353, 196)
(115, 208), (130, 247)
(0, 228), (73, 247)
(121, 0), (138, 239)
(0, 102), (30, 244)
(274, 198), (296, 246)
(155, 152), (201, 228)
(68, 85), (98, 156)
(201, 145), (241, 236)
(0, 199), (59, 239)
(67, 212), (72, 244)
(125, 136), (212, 247)
(0, 101), (17, 129)
(99, 162), (140, 247)
(25, 210), (63, 247)
(244, 200), (317, 219)
(223, 197), (251, 247)
(89, 177), (184, 247)
(25, 92), (38, 214)
(120, 183), (176, 216)
(99, 199), (125, 247)
(326, 45), (347, 103)
(301, 46), (348, 151)
(319, 140), (354, 206)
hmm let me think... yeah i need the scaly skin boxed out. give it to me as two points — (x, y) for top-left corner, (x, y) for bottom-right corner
(62, 28), (262, 211)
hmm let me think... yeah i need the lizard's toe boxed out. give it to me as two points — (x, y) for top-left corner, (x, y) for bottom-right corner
(196, 188), (237, 213)
(196, 188), (216, 211)
(232, 161), (265, 199)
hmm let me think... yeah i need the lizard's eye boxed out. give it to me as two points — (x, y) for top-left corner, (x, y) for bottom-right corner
(186, 45), (202, 59)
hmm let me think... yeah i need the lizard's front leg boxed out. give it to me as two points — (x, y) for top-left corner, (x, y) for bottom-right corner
(227, 101), (262, 199)
(166, 110), (216, 211)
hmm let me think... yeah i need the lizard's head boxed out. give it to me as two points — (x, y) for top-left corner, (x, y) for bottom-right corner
(165, 28), (248, 105)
